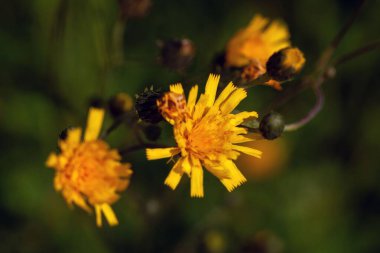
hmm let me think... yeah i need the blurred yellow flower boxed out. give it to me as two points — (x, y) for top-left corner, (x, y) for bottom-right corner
(146, 74), (262, 197)
(46, 108), (132, 227)
(225, 14), (290, 70)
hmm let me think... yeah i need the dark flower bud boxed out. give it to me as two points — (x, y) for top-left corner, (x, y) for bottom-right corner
(135, 86), (165, 124)
(143, 124), (162, 141)
(266, 47), (305, 81)
(259, 112), (285, 140)
(108, 92), (133, 118)
(118, 0), (152, 19)
(88, 96), (105, 109)
(158, 38), (195, 72)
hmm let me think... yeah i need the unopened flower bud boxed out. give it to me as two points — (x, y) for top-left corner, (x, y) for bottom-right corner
(259, 112), (285, 140)
(88, 97), (105, 109)
(118, 0), (152, 19)
(108, 92), (133, 118)
(135, 86), (165, 123)
(266, 47), (305, 81)
(158, 38), (195, 72)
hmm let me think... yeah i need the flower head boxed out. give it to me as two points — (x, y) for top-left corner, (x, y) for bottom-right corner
(46, 108), (132, 227)
(226, 15), (290, 68)
(146, 74), (262, 197)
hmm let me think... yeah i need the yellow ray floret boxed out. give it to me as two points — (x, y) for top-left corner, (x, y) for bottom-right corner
(225, 14), (290, 68)
(46, 108), (133, 227)
(147, 74), (262, 197)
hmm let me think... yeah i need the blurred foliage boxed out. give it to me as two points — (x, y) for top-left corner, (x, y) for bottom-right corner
(0, 0), (380, 252)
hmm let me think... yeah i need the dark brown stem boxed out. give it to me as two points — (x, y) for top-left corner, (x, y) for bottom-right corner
(334, 39), (380, 67)
(284, 85), (324, 132)
(330, 0), (367, 50)
(119, 143), (168, 155)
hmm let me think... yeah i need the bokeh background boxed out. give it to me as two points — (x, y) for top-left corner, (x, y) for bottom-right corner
(1, 0), (380, 252)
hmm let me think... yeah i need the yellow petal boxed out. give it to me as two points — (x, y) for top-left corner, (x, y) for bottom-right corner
(231, 111), (259, 125)
(204, 74), (220, 108)
(232, 145), (262, 158)
(193, 94), (209, 121)
(220, 159), (247, 192)
(204, 163), (231, 179)
(213, 82), (236, 108)
(190, 158), (204, 198)
(220, 88), (247, 114)
(164, 159), (184, 190)
(46, 153), (57, 167)
(101, 203), (118, 226)
(181, 155), (192, 176)
(84, 107), (105, 141)
(187, 85), (199, 114)
(170, 83), (184, 94)
(230, 135), (254, 144)
(95, 205), (102, 227)
(146, 147), (180, 160)
(247, 15), (270, 33)
(67, 127), (82, 144)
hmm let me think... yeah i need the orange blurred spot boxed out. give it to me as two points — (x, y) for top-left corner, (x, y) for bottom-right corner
(237, 138), (289, 180)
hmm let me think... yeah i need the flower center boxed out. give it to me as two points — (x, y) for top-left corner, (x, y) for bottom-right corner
(178, 114), (233, 161)
(62, 140), (122, 205)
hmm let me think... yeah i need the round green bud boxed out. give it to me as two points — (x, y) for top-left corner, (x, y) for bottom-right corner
(259, 112), (285, 140)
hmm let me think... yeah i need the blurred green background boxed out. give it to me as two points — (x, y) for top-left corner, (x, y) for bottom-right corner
(1, 0), (380, 252)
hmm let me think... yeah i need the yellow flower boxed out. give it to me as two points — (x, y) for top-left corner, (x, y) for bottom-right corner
(146, 74), (262, 197)
(225, 15), (290, 69)
(46, 108), (132, 227)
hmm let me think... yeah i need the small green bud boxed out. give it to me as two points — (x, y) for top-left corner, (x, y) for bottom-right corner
(259, 112), (285, 140)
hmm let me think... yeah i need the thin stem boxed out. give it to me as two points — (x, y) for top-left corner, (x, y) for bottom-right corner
(112, 16), (127, 66)
(284, 85), (324, 132)
(330, 0), (367, 50)
(119, 143), (168, 155)
(100, 113), (135, 139)
(334, 39), (380, 67)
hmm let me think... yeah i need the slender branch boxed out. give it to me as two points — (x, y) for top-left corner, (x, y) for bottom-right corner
(284, 85), (324, 132)
(100, 113), (135, 139)
(330, 0), (367, 50)
(334, 39), (380, 67)
(112, 16), (127, 66)
(119, 143), (168, 155)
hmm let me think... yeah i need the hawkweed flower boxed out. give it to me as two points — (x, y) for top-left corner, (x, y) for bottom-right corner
(46, 108), (133, 227)
(225, 14), (290, 69)
(146, 74), (262, 197)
